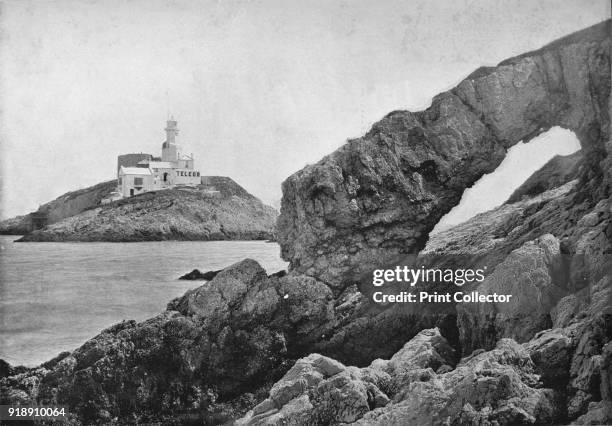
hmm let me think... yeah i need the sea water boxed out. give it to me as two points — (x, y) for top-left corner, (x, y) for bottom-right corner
(0, 235), (288, 367)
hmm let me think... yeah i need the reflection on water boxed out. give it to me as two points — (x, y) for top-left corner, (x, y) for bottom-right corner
(0, 236), (287, 366)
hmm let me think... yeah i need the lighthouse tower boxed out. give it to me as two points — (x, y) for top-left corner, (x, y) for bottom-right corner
(162, 118), (181, 162)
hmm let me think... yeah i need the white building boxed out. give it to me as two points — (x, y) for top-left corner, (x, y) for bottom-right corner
(118, 167), (153, 197)
(112, 118), (201, 199)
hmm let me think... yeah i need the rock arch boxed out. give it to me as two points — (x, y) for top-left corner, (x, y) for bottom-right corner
(277, 20), (610, 290)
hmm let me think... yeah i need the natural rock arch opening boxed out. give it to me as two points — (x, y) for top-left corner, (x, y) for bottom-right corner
(432, 127), (581, 234)
(277, 20), (610, 290)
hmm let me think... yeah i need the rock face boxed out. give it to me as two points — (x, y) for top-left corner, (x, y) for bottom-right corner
(1, 259), (334, 423)
(0, 180), (117, 234)
(457, 233), (569, 354)
(16, 177), (278, 242)
(277, 20), (610, 289)
(238, 328), (455, 425)
(422, 178), (582, 269)
(239, 330), (560, 425)
(267, 19), (610, 424)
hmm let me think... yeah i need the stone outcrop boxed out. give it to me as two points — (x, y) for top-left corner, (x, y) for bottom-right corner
(457, 233), (569, 354)
(523, 300), (612, 422)
(15, 177), (278, 242)
(179, 268), (221, 280)
(357, 338), (559, 425)
(422, 179), (581, 268)
(238, 328), (456, 425)
(277, 20), (610, 289)
(239, 330), (560, 425)
(1, 259), (334, 423)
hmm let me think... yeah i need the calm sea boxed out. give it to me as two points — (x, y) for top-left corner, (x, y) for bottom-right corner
(0, 235), (288, 367)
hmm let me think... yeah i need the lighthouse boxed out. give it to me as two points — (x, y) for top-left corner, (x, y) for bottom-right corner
(108, 117), (202, 201)
(162, 118), (180, 162)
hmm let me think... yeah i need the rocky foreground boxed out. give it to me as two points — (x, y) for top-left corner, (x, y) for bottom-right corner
(1, 20), (611, 425)
(11, 177), (277, 242)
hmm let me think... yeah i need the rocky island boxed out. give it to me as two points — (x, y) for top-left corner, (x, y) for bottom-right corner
(2, 176), (277, 242)
(1, 20), (610, 425)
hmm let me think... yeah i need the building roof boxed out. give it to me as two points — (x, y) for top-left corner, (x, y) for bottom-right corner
(119, 166), (152, 176)
(148, 161), (175, 169)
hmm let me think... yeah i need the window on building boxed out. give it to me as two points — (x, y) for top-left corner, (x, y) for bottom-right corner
(134, 177), (143, 185)
(118, 177), (122, 185)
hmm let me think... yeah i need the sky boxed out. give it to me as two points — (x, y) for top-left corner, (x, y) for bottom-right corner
(433, 127), (581, 233)
(0, 0), (609, 220)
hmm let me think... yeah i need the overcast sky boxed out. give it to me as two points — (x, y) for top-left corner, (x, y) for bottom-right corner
(0, 0), (609, 220)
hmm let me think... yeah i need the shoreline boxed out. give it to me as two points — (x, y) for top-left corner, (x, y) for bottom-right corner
(0, 237), (288, 367)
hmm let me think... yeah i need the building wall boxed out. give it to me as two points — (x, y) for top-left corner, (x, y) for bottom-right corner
(161, 143), (179, 162)
(117, 153), (152, 173)
(118, 173), (153, 197)
(173, 169), (201, 185)
(180, 159), (194, 169)
(150, 167), (175, 190)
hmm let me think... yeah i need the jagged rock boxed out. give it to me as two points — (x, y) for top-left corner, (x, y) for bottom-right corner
(376, 328), (456, 378)
(277, 21), (610, 289)
(573, 401), (612, 425)
(238, 328), (454, 425)
(601, 342), (612, 401)
(1, 259), (335, 424)
(524, 328), (573, 386)
(268, 270), (287, 279)
(178, 268), (220, 280)
(436, 364), (453, 374)
(241, 333), (558, 426)
(457, 234), (568, 353)
(551, 293), (587, 328)
(566, 314), (611, 418)
(0, 359), (28, 379)
(355, 339), (556, 425)
(237, 353), (387, 425)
